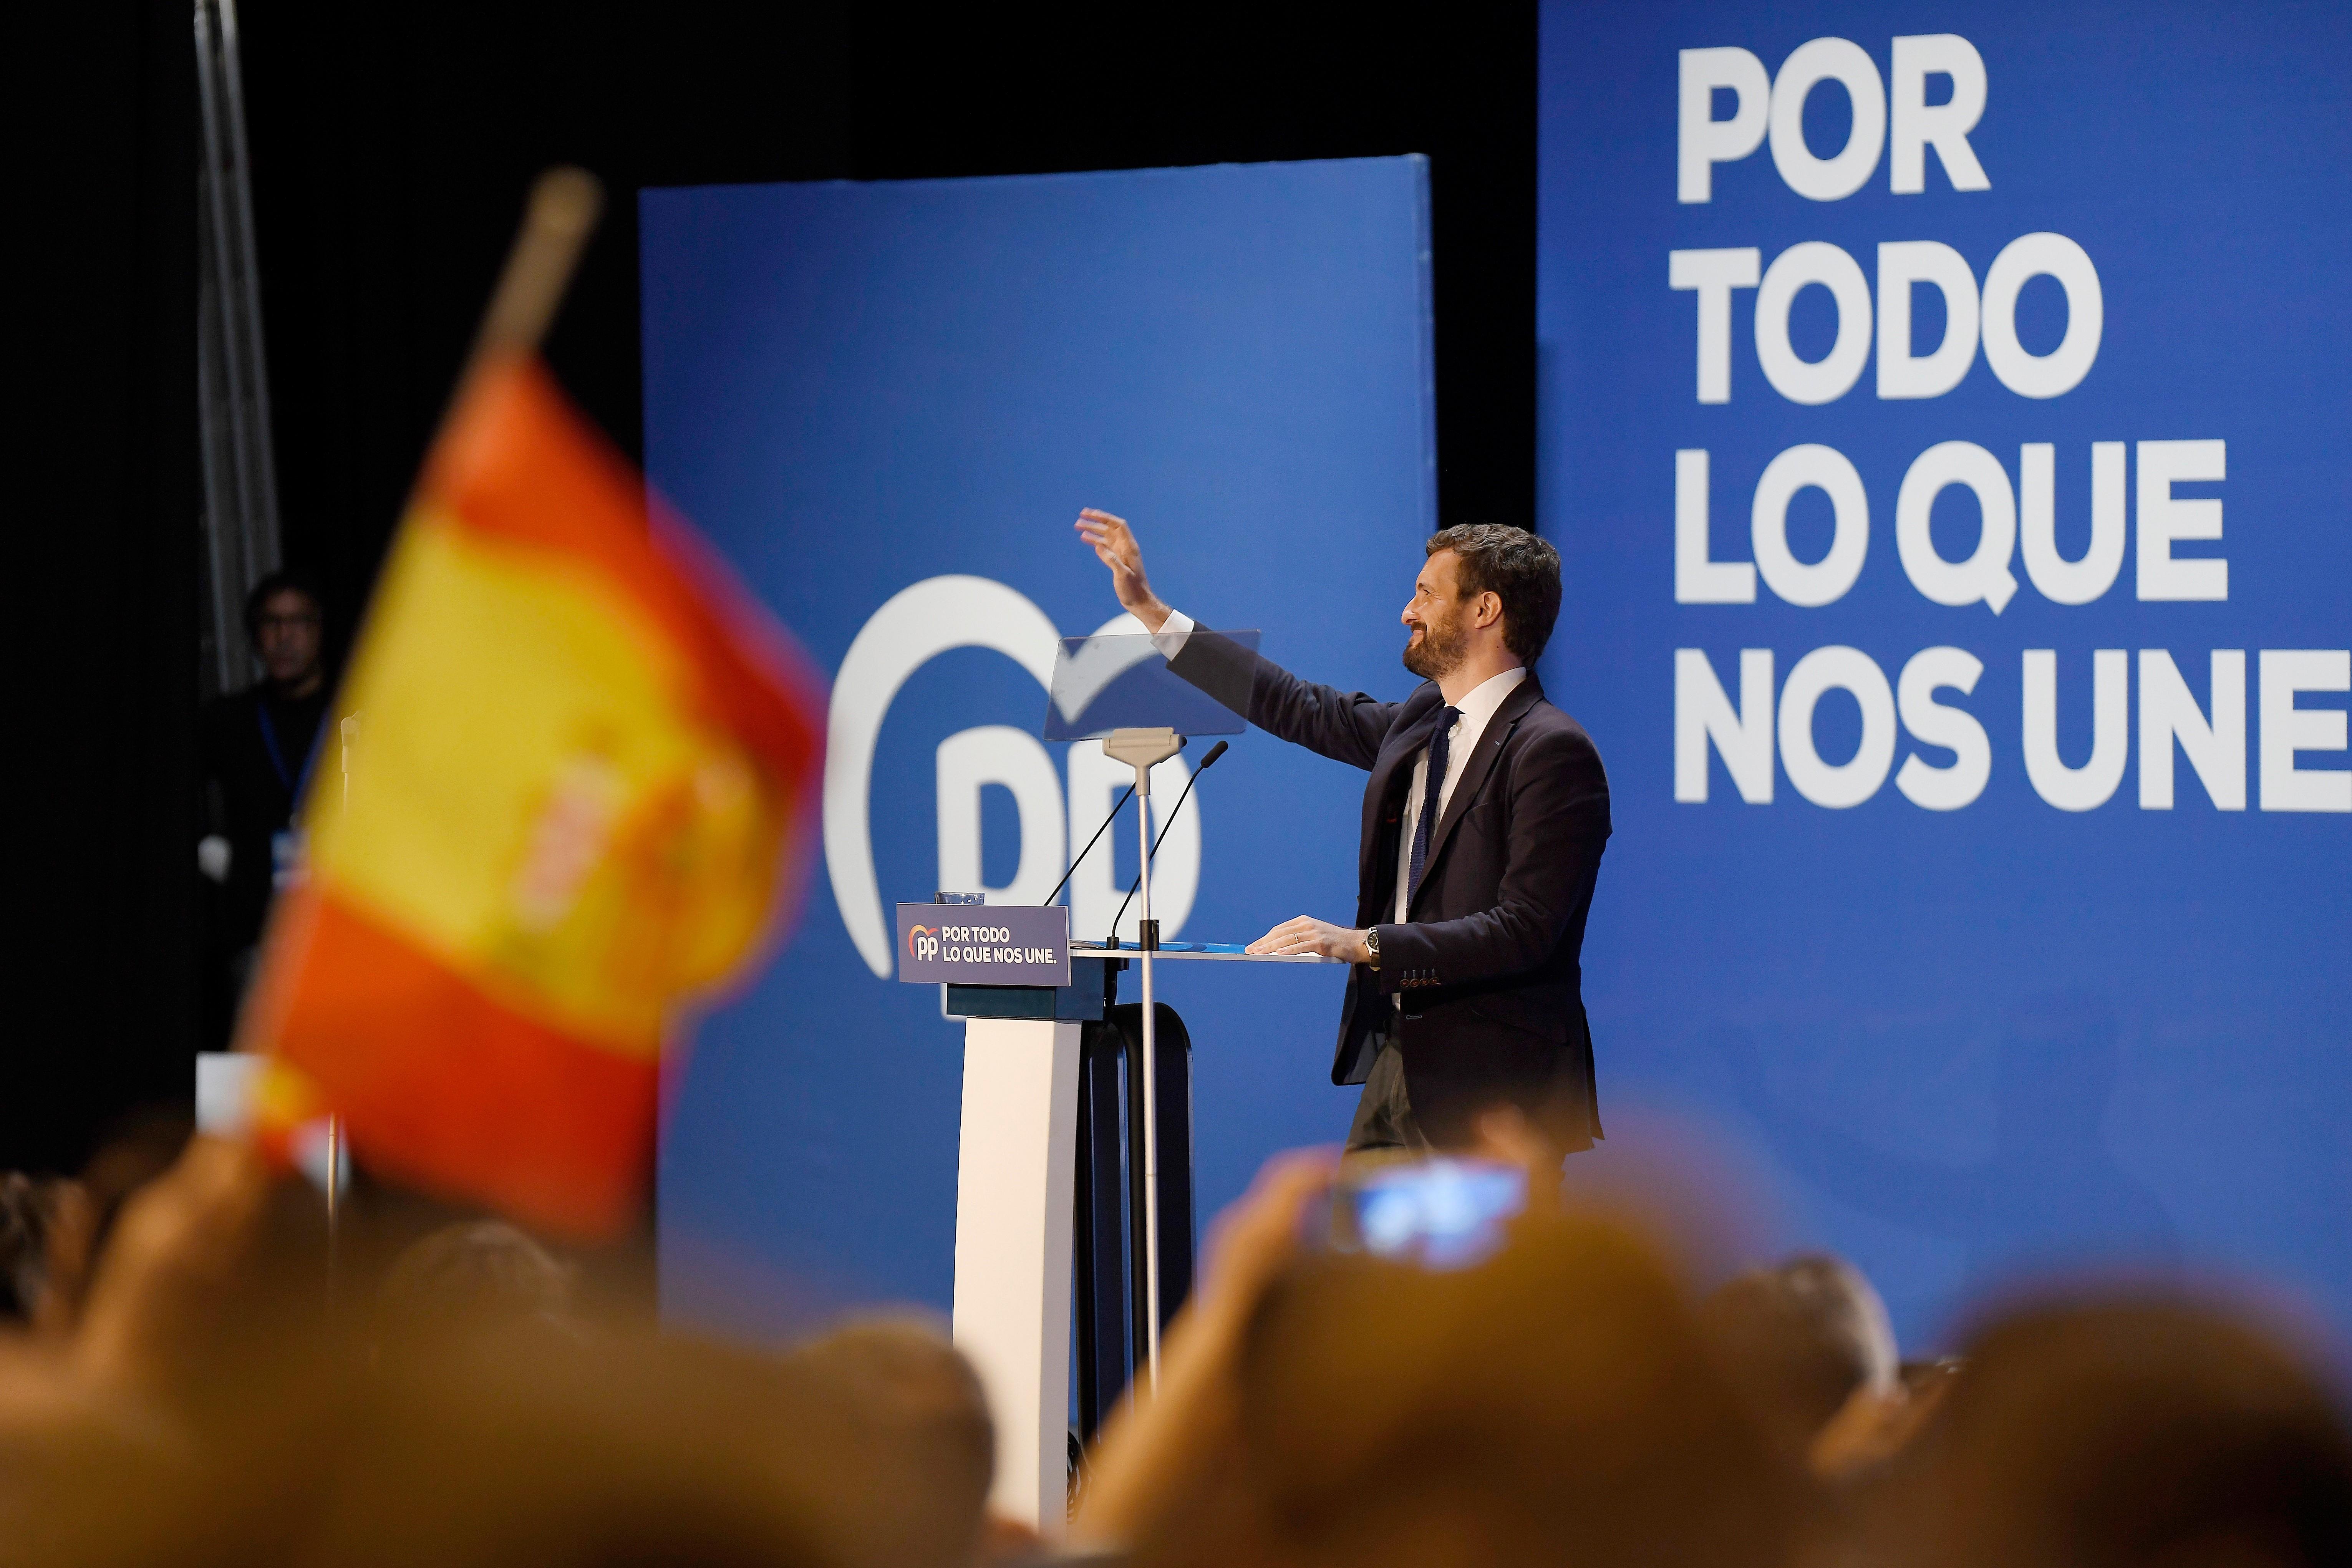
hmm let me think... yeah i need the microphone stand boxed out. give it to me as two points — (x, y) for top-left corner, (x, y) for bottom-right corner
(1044, 781), (1135, 909)
(1107, 739), (1225, 936)
(1099, 726), (1183, 1392)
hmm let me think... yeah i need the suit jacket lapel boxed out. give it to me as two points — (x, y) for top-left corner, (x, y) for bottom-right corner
(1359, 692), (1444, 895)
(1409, 676), (1543, 914)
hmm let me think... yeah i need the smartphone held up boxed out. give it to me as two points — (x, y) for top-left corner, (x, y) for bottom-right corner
(1316, 1156), (1528, 1270)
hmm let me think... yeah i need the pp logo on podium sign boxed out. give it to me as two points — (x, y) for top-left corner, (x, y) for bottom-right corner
(895, 903), (1072, 986)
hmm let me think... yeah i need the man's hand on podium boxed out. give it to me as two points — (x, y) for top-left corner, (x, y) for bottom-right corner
(1074, 507), (1173, 633)
(1247, 915), (1373, 964)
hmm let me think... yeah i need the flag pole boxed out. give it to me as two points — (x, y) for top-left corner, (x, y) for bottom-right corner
(464, 167), (604, 375)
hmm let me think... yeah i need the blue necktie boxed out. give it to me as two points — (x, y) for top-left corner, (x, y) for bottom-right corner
(1406, 706), (1459, 909)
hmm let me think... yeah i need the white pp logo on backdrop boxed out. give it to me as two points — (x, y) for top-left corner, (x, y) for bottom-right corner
(1661, 35), (2352, 817)
(824, 576), (1200, 979)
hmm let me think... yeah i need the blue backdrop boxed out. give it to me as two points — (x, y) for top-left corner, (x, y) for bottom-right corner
(642, 159), (1437, 1334)
(1540, 1), (2350, 1348)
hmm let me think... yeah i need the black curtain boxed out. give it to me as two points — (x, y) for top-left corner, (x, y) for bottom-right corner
(236, 3), (859, 671)
(7, 1), (1536, 1170)
(241, 2), (1536, 666)
(9, 0), (200, 1173)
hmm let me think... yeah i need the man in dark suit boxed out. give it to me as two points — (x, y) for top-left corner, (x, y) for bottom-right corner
(1075, 510), (1611, 1154)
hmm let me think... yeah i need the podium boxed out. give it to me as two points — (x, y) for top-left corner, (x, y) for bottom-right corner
(902, 625), (1345, 1530)
(902, 902), (1340, 1531)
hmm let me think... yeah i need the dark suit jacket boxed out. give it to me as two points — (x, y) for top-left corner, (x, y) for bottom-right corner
(1170, 632), (1612, 1148)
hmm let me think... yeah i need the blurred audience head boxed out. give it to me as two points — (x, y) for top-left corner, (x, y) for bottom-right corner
(786, 1313), (995, 1566)
(1699, 1252), (1898, 1460)
(15, 1182), (978, 1568)
(1227, 1207), (1802, 1568)
(1880, 1295), (2352, 1568)
(307, 1333), (913, 1568)
(376, 1219), (578, 1351)
(26, 1326), (914, 1568)
(16, 1115), (2352, 1568)
(242, 568), (325, 692)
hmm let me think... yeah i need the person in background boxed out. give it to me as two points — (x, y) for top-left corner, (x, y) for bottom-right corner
(786, 1315), (1002, 1566)
(5, 1144), (958, 1568)
(199, 569), (333, 1041)
(1868, 1296), (2352, 1568)
(1076, 1136), (1804, 1568)
(375, 1220), (581, 1356)
(1697, 1253), (1900, 1468)
(1071, 1149), (1343, 1557)
(1230, 1217), (1800, 1568)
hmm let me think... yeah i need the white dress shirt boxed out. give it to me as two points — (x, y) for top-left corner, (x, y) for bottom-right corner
(1149, 609), (1198, 660)
(1149, 608), (1525, 927)
(1390, 666), (1527, 923)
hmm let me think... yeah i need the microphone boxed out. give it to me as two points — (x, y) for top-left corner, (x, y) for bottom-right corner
(1108, 740), (1227, 938)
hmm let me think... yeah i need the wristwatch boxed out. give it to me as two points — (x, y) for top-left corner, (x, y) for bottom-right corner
(1363, 926), (1381, 968)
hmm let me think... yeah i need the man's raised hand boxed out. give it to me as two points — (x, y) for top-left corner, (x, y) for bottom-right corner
(1073, 508), (1172, 632)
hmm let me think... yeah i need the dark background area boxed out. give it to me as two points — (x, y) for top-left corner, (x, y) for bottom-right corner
(14, 1), (200, 1177)
(14, 2), (1536, 1172)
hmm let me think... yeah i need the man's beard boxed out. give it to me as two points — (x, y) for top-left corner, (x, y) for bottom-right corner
(1402, 608), (1468, 681)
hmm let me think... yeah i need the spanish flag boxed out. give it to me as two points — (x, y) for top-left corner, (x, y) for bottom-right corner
(239, 355), (822, 1237)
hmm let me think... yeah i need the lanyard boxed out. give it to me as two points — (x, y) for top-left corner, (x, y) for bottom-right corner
(255, 700), (325, 803)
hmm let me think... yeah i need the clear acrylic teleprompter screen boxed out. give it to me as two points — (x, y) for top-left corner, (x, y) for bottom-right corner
(1041, 630), (1259, 741)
